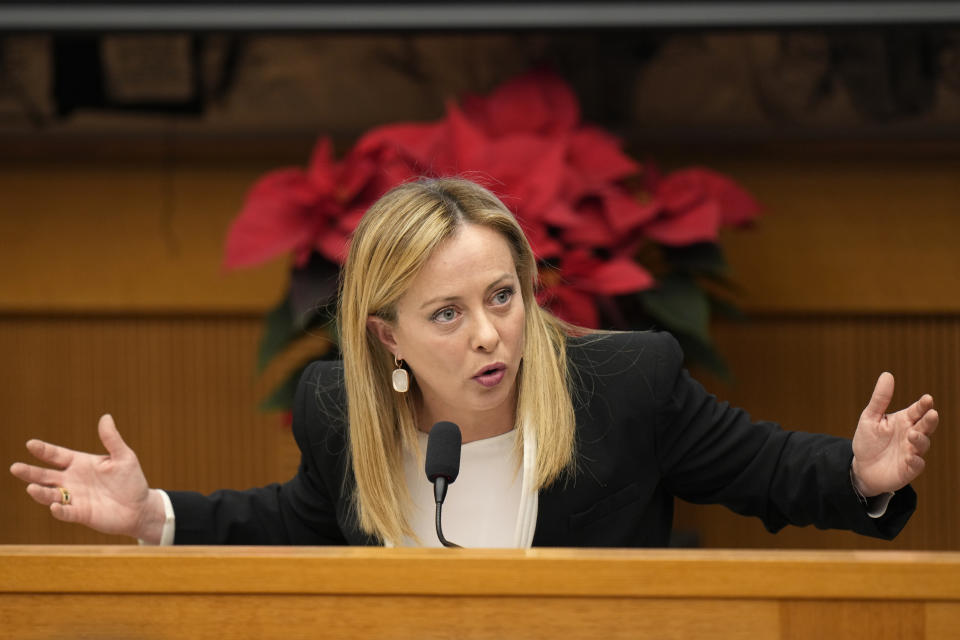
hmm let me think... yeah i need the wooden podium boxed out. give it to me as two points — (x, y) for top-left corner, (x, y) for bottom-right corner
(2, 546), (958, 639)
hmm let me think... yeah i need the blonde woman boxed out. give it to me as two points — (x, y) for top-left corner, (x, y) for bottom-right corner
(10, 178), (939, 547)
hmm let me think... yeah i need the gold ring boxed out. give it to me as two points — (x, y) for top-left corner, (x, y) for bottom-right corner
(58, 487), (71, 506)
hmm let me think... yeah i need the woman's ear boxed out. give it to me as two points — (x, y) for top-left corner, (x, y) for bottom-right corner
(366, 315), (399, 354)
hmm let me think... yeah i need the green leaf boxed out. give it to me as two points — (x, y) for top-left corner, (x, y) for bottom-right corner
(290, 253), (341, 330)
(660, 243), (728, 277)
(259, 367), (303, 412)
(708, 293), (746, 321)
(257, 292), (296, 373)
(675, 332), (732, 380)
(638, 274), (733, 379)
(638, 274), (711, 343)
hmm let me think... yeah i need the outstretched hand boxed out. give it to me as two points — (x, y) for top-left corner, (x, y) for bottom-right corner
(9, 414), (166, 543)
(851, 372), (939, 497)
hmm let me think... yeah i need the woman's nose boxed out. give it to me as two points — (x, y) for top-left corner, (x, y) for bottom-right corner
(471, 311), (500, 352)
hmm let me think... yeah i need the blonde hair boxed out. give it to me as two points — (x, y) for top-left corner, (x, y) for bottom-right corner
(338, 177), (576, 544)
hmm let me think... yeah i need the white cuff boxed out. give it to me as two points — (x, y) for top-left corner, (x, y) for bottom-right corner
(865, 491), (895, 519)
(850, 466), (895, 519)
(137, 489), (176, 546)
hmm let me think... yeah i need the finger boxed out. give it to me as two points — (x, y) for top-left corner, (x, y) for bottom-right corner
(24, 439), (76, 469)
(26, 483), (67, 507)
(98, 414), (132, 459)
(9, 462), (62, 488)
(905, 454), (926, 476)
(905, 394), (935, 424)
(50, 502), (81, 524)
(907, 430), (931, 457)
(861, 372), (895, 421)
(916, 409), (939, 436)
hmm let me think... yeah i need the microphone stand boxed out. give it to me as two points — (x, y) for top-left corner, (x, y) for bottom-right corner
(432, 476), (461, 548)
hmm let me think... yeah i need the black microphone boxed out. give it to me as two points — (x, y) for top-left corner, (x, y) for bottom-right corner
(424, 421), (462, 548)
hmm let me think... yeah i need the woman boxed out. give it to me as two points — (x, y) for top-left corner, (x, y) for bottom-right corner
(9, 178), (939, 547)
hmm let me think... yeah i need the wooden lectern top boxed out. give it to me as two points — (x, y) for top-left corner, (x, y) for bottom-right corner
(2, 546), (958, 639)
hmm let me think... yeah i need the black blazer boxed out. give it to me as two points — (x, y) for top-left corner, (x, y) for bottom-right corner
(168, 331), (916, 546)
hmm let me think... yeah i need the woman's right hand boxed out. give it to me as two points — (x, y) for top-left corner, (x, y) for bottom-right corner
(9, 414), (167, 544)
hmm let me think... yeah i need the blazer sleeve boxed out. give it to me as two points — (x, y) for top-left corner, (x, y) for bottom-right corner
(166, 361), (348, 545)
(651, 333), (916, 539)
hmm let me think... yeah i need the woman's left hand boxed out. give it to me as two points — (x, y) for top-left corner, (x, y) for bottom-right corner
(851, 372), (939, 496)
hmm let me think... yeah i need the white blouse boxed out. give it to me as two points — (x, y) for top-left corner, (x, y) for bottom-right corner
(398, 426), (539, 548)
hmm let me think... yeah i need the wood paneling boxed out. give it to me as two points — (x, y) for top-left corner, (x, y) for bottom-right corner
(0, 594), (779, 640)
(0, 160), (289, 313)
(3, 314), (957, 549)
(781, 601), (926, 640)
(7, 546), (959, 598)
(687, 143), (960, 314)
(678, 315), (960, 550)
(926, 603), (960, 639)
(0, 140), (958, 314)
(3, 547), (959, 640)
(0, 314), (308, 544)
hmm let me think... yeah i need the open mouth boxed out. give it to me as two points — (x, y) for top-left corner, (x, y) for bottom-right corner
(473, 364), (506, 388)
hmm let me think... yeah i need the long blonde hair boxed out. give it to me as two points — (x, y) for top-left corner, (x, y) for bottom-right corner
(338, 177), (576, 544)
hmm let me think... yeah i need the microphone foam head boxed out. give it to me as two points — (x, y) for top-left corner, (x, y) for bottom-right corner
(425, 421), (462, 484)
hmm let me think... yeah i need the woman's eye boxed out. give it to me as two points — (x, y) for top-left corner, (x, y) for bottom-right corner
(433, 308), (458, 323)
(492, 288), (514, 305)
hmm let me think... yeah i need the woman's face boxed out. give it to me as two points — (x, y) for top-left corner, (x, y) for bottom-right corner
(369, 223), (525, 430)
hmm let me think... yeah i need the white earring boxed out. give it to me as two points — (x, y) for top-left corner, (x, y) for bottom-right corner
(392, 355), (409, 393)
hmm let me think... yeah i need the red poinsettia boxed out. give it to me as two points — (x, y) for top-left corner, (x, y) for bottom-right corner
(537, 249), (655, 328)
(345, 70), (660, 325)
(225, 139), (356, 268)
(641, 166), (761, 246)
(225, 133), (441, 269)
(453, 70), (654, 258)
(225, 69), (760, 331)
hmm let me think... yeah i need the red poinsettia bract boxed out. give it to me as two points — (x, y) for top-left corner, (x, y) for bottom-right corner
(225, 138), (399, 269)
(641, 166), (761, 246)
(224, 70), (760, 329)
(537, 250), (655, 328)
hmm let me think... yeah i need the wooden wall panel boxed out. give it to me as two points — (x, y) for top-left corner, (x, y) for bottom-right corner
(3, 313), (957, 549)
(0, 140), (958, 314)
(781, 601), (926, 640)
(678, 315), (960, 550)
(0, 315), (297, 544)
(651, 142), (960, 314)
(0, 159), (288, 313)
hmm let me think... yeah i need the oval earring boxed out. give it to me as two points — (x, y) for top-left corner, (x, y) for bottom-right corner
(392, 355), (409, 393)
